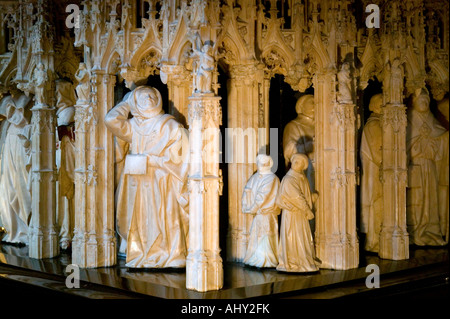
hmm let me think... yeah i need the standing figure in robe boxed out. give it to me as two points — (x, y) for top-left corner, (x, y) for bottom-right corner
(337, 62), (352, 103)
(74, 62), (90, 104)
(55, 81), (77, 250)
(360, 93), (383, 252)
(283, 94), (315, 192)
(191, 33), (215, 93)
(105, 86), (189, 268)
(406, 88), (448, 246)
(276, 154), (320, 272)
(241, 154), (280, 268)
(0, 94), (32, 244)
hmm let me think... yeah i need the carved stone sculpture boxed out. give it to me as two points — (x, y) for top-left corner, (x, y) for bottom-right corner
(337, 62), (352, 103)
(32, 63), (48, 106)
(283, 94), (315, 191)
(191, 34), (214, 93)
(276, 153), (320, 272)
(0, 94), (32, 244)
(241, 154), (280, 268)
(406, 88), (448, 246)
(55, 81), (77, 250)
(360, 93), (383, 252)
(74, 62), (90, 104)
(105, 86), (189, 268)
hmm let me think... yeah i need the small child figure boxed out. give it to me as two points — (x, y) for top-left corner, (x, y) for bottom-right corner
(276, 153), (320, 272)
(242, 155), (281, 268)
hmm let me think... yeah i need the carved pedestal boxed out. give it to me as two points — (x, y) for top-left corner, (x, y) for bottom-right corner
(186, 94), (223, 292)
(29, 105), (59, 259)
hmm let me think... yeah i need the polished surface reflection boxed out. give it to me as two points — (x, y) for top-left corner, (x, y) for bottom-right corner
(0, 243), (448, 299)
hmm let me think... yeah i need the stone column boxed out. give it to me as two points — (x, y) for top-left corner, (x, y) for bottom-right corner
(29, 103), (59, 259)
(379, 59), (409, 260)
(314, 69), (359, 270)
(28, 0), (59, 260)
(186, 93), (223, 292)
(226, 64), (267, 262)
(72, 70), (116, 268)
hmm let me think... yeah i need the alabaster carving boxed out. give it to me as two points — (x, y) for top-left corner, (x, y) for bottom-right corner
(337, 62), (352, 103)
(0, 94), (32, 244)
(74, 63), (90, 104)
(283, 94), (315, 191)
(32, 63), (48, 106)
(55, 81), (77, 250)
(105, 86), (189, 268)
(406, 88), (448, 246)
(360, 94), (383, 252)
(276, 154), (320, 272)
(241, 155), (280, 268)
(191, 34), (215, 94)
(0, 0), (447, 293)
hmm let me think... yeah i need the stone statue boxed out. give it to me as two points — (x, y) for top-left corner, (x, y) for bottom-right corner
(241, 154), (281, 268)
(105, 86), (190, 268)
(276, 153), (320, 272)
(283, 94), (315, 191)
(406, 88), (448, 246)
(191, 34), (214, 93)
(337, 62), (352, 103)
(360, 93), (383, 252)
(32, 63), (47, 106)
(74, 62), (90, 103)
(55, 81), (77, 250)
(0, 94), (33, 244)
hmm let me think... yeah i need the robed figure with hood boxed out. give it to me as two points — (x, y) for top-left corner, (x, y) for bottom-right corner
(105, 86), (189, 268)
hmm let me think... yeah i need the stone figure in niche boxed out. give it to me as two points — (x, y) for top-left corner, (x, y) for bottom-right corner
(360, 93), (383, 252)
(241, 154), (281, 268)
(337, 62), (352, 103)
(283, 94), (315, 192)
(105, 86), (189, 268)
(32, 63), (48, 106)
(276, 154), (320, 272)
(55, 81), (77, 250)
(74, 62), (90, 103)
(191, 34), (215, 93)
(0, 94), (33, 244)
(406, 88), (449, 246)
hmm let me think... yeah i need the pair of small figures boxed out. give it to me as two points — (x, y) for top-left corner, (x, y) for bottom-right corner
(242, 154), (320, 273)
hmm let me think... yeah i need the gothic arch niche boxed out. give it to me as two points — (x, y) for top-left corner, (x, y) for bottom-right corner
(268, 74), (314, 178)
(357, 77), (382, 255)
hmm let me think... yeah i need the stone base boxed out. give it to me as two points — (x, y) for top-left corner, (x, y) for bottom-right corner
(316, 235), (359, 270)
(72, 232), (116, 268)
(379, 228), (409, 260)
(28, 226), (59, 259)
(186, 250), (223, 292)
